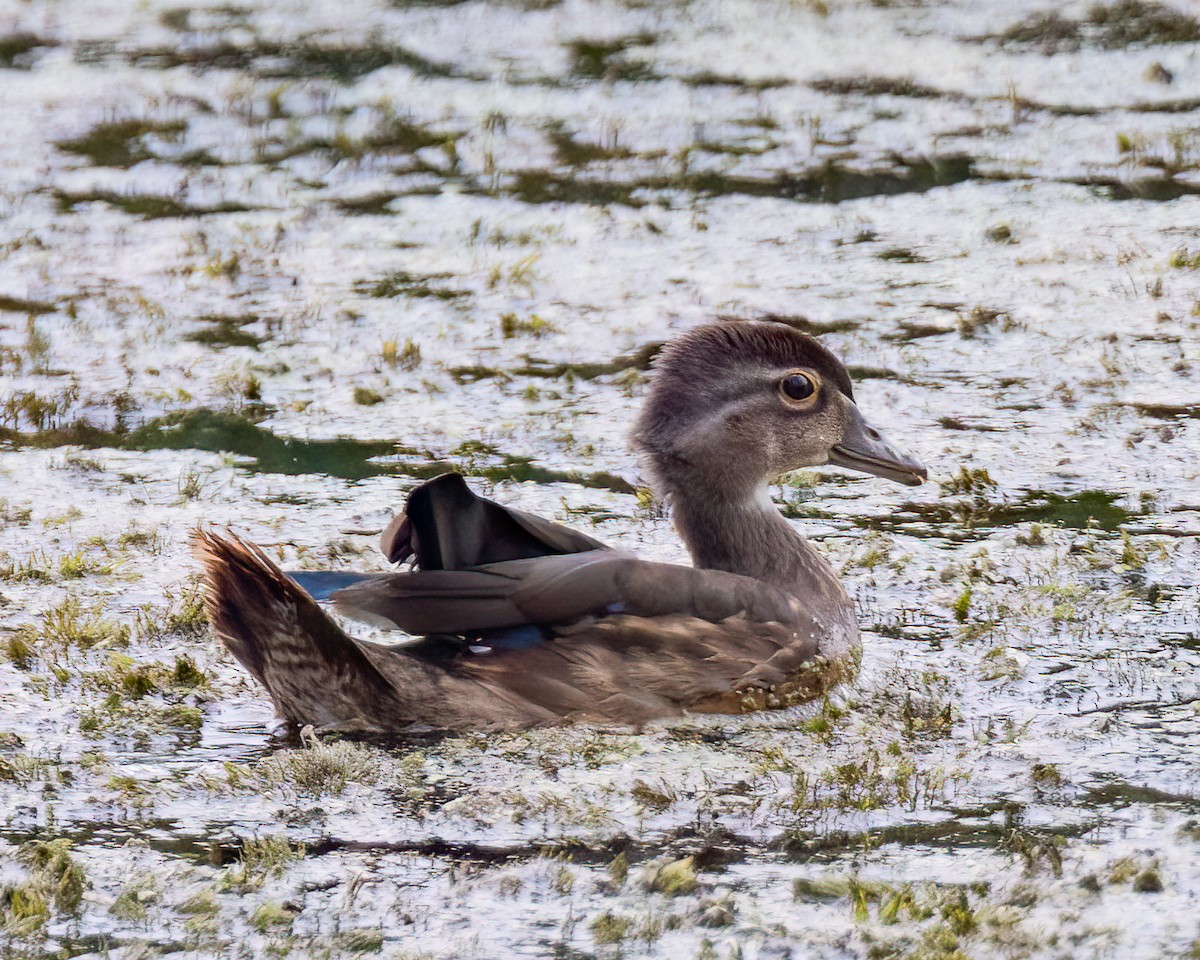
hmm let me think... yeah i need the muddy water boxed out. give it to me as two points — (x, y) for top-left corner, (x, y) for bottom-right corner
(1, 0), (1199, 957)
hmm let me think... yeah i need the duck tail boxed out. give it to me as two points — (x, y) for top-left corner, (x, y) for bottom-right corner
(192, 528), (409, 731)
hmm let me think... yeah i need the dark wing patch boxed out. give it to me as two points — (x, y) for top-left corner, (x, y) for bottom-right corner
(382, 473), (607, 569)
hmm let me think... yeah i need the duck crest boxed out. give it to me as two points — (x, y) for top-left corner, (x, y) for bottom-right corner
(196, 319), (925, 731)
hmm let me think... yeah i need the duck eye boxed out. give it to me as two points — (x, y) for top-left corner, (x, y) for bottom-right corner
(781, 373), (816, 401)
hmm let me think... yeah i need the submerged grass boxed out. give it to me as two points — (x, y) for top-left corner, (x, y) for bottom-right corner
(1, 840), (86, 938)
(1, 2), (1199, 957)
(254, 737), (384, 797)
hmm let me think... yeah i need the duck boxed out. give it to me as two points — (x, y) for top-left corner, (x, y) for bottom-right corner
(194, 319), (926, 731)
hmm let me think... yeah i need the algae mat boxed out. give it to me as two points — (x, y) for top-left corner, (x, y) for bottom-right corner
(1, 0), (1199, 957)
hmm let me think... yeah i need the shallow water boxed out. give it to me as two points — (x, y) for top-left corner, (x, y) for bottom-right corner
(1, 0), (1199, 957)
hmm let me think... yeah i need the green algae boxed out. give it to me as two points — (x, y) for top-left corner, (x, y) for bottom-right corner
(2, 2), (1200, 957)
(502, 154), (976, 208)
(545, 121), (635, 166)
(811, 76), (949, 99)
(0, 32), (55, 69)
(0, 296), (56, 315)
(355, 270), (470, 301)
(56, 118), (190, 168)
(53, 190), (254, 219)
(184, 316), (266, 349)
(997, 1), (1200, 53)
(0, 408), (636, 491)
(566, 34), (657, 82)
(78, 37), (466, 82)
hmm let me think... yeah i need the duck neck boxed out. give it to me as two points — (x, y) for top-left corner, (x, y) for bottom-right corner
(669, 485), (848, 602)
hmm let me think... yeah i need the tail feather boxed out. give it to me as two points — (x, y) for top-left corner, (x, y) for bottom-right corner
(192, 529), (412, 730)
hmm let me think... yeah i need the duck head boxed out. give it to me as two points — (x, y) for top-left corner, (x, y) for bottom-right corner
(633, 320), (926, 498)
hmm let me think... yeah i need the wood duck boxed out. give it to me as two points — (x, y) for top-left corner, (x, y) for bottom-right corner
(195, 319), (926, 731)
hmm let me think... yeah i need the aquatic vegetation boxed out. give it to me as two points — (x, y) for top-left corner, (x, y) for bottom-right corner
(499, 311), (556, 338)
(56, 118), (190, 168)
(381, 337), (421, 370)
(225, 836), (306, 891)
(20, 597), (131, 658)
(253, 736), (384, 798)
(356, 270), (470, 301)
(0, 839), (86, 939)
(996, 1), (1200, 52)
(0, 0), (1197, 955)
(566, 33), (657, 82)
(353, 386), (386, 406)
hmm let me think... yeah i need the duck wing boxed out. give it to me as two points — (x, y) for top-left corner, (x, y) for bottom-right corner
(329, 550), (808, 638)
(380, 472), (606, 569)
(288, 471), (608, 619)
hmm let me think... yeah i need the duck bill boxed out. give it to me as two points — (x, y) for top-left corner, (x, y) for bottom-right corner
(829, 404), (927, 487)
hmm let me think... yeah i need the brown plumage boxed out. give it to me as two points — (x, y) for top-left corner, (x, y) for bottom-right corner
(195, 319), (927, 731)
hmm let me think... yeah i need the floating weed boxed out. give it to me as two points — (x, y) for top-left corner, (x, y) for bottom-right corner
(551, 865), (576, 895)
(0, 498), (33, 524)
(0, 294), (55, 315)
(1168, 247), (1200, 269)
(0, 753), (56, 783)
(630, 779), (677, 812)
(16, 840), (85, 913)
(353, 386), (386, 406)
(1015, 523), (1046, 546)
(185, 315), (265, 349)
(110, 873), (158, 921)
(254, 735), (383, 797)
(118, 528), (165, 553)
(79, 699), (203, 735)
(215, 368), (263, 408)
(876, 247), (927, 264)
(1, 838), (86, 937)
(986, 223), (1015, 244)
(54, 452), (105, 472)
(0, 32), (55, 69)
(566, 33), (656, 82)
(646, 856), (698, 896)
(135, 583), (208, 642)
(86, 652), (209, 701)
(0, 385), (80, 431)
(5, 599), (132, 671)
(43, 505), (83, 529)
(1133, 866), (1164, 892)
(225, 835), (306, 891)
(337, 929), (385, 953)
(939, 466), (997, 497)
(177, 890), (220, 915)
(852, 532), (892, 570)
(590, 910), (633, 945)
(980, 646), (1022, 681)
(4, 633), (37, 670)
(106, 774), (153, 808)
(997, 0), (1200, 52)
(382, 337), (421, 370)
(487, 253), (540, 292)
(1003, 829), (1064, 877)
(957, 306), (1008, 338)
(0, 883), (50, 938)
(56, 117), (188, 168)
(499, 311), (556, 339)
(952, 584), (972, 623)
(58, 550), (115, 579)
(356, 270), (468, 301)
(0, 550), (54, 582)
(250, 901), (297, 932)
(40, 597), (130, 653)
